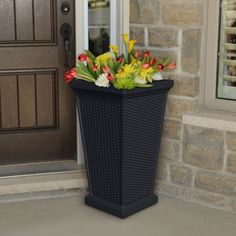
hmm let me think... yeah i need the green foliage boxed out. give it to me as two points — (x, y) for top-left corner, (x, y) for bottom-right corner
(84, 49), (96, 62)
(76, 62), (96, 82)
(113, 76), (136, 90)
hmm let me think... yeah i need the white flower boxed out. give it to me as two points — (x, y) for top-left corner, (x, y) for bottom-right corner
(95, 73), (110, 87)
(152, 72), (164, 81)
(134, 75), (147, 84)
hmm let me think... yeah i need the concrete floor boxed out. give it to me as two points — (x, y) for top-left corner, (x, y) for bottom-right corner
(0, 194), (236, 236)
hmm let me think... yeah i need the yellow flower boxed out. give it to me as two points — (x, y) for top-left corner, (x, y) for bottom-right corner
(128, 40), (136, 53)
(116, 71), (127, 79)
(131, 57), (141, 66)
(95, 52), (112, 65)
(140, 67), (154, 82)
(109, 45), (119, 54)
(122, 34), (129, 44)
(116, 64), (136, 79)
(123, 64), (136, 74)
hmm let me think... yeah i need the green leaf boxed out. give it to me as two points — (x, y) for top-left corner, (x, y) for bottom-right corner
(107, 58), (114, 71)
(116, 60), (124, 72)
(84, 49), (96, 62)
(162, 57), (171, 66)
(76, 62), (97, 80)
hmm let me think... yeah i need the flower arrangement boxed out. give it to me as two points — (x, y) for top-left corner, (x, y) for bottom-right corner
(64, 34), (176, 90)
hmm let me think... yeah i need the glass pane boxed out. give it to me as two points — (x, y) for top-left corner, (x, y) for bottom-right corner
(217, 0), (236, 100)
(88, 0), (110, 56)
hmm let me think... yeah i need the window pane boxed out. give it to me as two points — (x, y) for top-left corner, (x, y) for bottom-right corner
(217, 0), (236, 100)
(88, 0), (110, 56)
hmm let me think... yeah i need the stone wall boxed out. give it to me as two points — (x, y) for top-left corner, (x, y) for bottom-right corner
(130, 0), (236, 213)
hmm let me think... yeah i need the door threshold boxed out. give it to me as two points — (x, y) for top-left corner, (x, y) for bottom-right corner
(0, 160), (85, 178)
(0, 161), (87, 198)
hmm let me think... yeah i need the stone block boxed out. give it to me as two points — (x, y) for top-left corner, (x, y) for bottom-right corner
(148, 28), (178, 48)
(169, 74), (199, 97)
(183, 125), (224, 170)
(182, 29), (201, 74)
(182, 189), (226, 208)
(195, 171), (236, 196)
(130, 0), (160, 24)
(130, 27), (145, 46)
(227, 153), (236, 173)
(162, 2), (203, 27)
(226, 132), (236, 152)
(159, 138), (180, 161)
(228, 198), (236, 213)
(157, 161), (168, 181)
(156, 182), (183, 198)
(165, 98), (199, 120)
(170, 165), (193, 187)
(163, 119), (181, 140)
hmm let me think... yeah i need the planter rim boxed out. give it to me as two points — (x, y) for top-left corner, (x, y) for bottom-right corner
(70, 79), (174, 96)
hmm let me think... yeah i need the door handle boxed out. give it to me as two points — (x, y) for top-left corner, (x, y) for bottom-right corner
(60, 23), (72, 68)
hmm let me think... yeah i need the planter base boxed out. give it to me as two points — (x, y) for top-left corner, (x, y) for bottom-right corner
(85, 194), (158, 218)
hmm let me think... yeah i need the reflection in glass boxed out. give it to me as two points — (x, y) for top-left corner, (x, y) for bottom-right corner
(88, 0), (110, 56)
(217, 0), (236, 100)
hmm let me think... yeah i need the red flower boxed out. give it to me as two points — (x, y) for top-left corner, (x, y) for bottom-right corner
(92, 65), (99, 72)
(116, 56), (123, 63)
(142, 63), (150, 69)
(149, 58), (156, 66)
(167, 63), (176, 69)
(78, 53), (89, 63)
(157, 64), (165, 71)
(64, 68), (76, 83)
(144, 51), (151, 58)
(107, 73), (114, 81)
(103, 66), (110, 73)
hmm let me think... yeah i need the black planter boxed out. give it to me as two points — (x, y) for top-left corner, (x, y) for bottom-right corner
(71, 79), (173, 218)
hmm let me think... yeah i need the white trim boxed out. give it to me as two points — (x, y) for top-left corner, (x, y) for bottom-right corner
(110, 0), (117, 45)
(83, 0), (89, 50)
(183, 111), (236, 132)
(203, 0), (236, 113)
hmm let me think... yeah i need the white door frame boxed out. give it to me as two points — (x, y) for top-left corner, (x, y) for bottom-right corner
(75, 0), (130, 163)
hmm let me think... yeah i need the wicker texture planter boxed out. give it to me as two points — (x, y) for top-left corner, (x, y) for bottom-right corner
(71, 79), (173, 218)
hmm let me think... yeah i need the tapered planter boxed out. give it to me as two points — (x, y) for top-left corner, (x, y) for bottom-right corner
(70, 79), (173, 218)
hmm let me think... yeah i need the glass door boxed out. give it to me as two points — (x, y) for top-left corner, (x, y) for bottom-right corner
(83, 0), (121, 54)
(88, 0), (110, 55)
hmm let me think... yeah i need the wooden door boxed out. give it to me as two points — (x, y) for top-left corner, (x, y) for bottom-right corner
(0, 0), (76, 164)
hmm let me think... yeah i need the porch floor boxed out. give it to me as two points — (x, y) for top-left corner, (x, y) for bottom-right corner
(0, 194), (235, 236)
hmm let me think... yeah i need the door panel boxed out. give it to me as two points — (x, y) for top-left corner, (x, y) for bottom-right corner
(0, 0), (15, 41)
(34, 0), (54, 41)
(0, 70), (58, 131)
(0, 0), (76, 164)
(0, 76), (18, 128)
(15, 0), (34, 41)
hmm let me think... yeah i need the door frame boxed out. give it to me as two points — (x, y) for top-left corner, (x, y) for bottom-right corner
(75, 0), (130, 163)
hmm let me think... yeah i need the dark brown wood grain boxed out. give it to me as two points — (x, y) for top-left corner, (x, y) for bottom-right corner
(0, 0), (15, 41)
(0, 76), (18, 128)
(0, 0), (76, 164)
(34, 0), (53, 41)
(18, 75), (36, 127)
(15, 0), (34, 41)
(36, 74), (55, 127)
